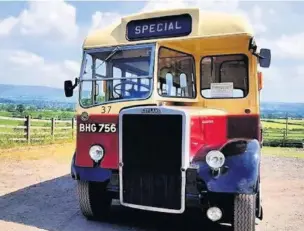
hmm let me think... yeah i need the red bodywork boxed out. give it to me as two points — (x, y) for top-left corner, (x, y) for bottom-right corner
(75, 113), (260, 169)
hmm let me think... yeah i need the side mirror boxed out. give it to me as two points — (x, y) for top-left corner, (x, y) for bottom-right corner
(64, 80), (74, 97)
(259, 48), (271, 68)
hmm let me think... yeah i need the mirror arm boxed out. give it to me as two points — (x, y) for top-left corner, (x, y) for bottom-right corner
(251, 50), (265, 60)
(248, 37), (264, 60)
(72, 77), (79, 89)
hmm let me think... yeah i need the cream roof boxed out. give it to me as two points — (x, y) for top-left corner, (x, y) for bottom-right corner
(83, 8), (254, 49)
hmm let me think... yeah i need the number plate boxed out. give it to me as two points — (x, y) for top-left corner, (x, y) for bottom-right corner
(78, 123), (117, 133)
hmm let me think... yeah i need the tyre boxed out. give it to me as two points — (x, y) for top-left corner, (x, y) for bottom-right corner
(77, 180), (112, 220)
(233, 194), (256, 231)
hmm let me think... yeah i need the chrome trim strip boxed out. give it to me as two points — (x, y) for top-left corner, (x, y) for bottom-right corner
(118, 106), (190, 214)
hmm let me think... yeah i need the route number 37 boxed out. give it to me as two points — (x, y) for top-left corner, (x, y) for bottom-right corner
(101, 106), (111, 113)
(79, 123), (117, 133)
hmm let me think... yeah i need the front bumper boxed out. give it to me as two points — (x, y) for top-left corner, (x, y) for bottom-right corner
(72, 165), (204, 208)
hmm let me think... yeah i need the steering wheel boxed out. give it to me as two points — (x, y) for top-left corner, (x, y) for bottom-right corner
(113, 80), (150, 97)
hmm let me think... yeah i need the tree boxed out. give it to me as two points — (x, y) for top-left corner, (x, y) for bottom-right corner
(16, 104), (25, 114)
(7, 104), (16, 112)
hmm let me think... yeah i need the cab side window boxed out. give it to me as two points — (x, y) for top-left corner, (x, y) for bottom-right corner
(157, 47), (196, 98)
(200, 55), (248, 98)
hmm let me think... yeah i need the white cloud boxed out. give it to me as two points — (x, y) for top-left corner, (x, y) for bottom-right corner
(20, 0), (78, 40)
(250, 5), (267, 34)
(8, 50), (43, 66)
(140, 0), (187, 12)
(260, 66), (303, 103)
(0, 49), (80, 88)
(139, 0), (267, 35)
(0, 16), (19, 37)
(89, 11), (122, 32)
(140, 0), (241, 13)
(64, 60), (81, 75)
(275, 33), (304, 59)
(256, 32), (304, 60)
(0, 0), (78, 41)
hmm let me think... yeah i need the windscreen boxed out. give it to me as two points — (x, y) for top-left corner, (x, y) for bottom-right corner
(79, 44), (155, 107)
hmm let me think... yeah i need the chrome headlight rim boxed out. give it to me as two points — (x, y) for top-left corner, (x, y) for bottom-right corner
(206, 150), (225, 170)
(89, 144), (105, 162)
(206, 206), (223, 222)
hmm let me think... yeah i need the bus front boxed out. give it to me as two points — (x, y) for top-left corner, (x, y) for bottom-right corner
(63, 8), (271, 230)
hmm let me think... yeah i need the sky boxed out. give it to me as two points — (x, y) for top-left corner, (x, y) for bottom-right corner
(0, 0), (303, 103)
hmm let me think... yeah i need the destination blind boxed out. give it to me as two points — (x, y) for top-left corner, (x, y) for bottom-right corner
(126, 14), (192, 41)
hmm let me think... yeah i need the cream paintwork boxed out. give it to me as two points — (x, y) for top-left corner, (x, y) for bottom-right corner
(83, 8), (253, 49)
(76, 8), (260, 117)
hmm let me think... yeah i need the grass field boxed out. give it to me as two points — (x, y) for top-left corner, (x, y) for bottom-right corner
(261, 118), (304, 146)
(0, 110), (74, 120)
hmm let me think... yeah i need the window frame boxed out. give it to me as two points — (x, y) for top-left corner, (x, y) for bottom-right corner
(157, 46), (197, 99)
(200, 53), (249, 99)
(78, 43), (156, 109)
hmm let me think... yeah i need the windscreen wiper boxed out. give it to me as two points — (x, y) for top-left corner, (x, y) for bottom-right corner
(95, 46), (121, 71)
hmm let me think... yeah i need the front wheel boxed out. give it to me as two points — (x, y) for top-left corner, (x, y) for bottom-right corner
(77, 180), (112, 220)
(233, 194), (256, 231)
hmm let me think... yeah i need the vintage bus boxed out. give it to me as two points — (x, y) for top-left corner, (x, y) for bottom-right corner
(64, 8), (271, 231)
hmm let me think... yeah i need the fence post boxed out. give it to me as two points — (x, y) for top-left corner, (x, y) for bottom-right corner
(51, 118), (55, 141)
(285, 113), (288, 137)
(26, 115), (31, 144)
(282, 130), (286, 147)
(72, 117), (75, 139)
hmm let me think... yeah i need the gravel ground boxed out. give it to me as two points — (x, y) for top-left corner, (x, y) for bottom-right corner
(0, 144), (303, 231)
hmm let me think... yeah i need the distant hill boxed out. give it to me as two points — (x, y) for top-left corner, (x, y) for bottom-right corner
(260, 102), (304, 118)
(0, 84), (303, 117)
(0, 84), (77, 103)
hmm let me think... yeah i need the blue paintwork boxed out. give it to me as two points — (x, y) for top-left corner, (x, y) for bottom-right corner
(71, 155), (112, 182)
(195, 139), (261, 194)
(126, 14), (192, 40)
(74, 166), (112, 182)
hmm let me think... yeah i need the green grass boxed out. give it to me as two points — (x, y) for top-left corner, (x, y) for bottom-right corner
(0, 110), (75, 120)
(265, 118), (304, 125)
(0, 135), (75, 149)
(262, 121), (303, 129)
(262, 146), (304, 158)
(261, 119), (304, 144)
(0, 115), (76, 149)
(0, 111), (12, 117)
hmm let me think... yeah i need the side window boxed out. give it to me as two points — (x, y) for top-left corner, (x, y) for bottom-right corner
(113, 66), (122, 98)
(94, 59), (106, 104)
(157, 47), (196, 98)
(201, 55), (248, 99)
(179, 73), (188, 96)
(165, 73), (173, 96)
(80, 55), (93, 106)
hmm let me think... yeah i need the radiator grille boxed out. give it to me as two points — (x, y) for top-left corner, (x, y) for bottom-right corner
(121, 114), (183, 210)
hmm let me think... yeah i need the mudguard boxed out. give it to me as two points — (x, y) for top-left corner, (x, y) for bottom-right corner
(71, 152), (77, 179)
(194, 139), (261, 194)
(70, 151), (112, 182)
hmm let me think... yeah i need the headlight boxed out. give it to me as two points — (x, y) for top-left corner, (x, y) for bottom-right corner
(89, 145), (104, 162)
(206, 150), (225, 170)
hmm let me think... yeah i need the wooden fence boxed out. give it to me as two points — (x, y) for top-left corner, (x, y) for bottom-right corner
(0, 115), (303, 147)
(0, 116), (76, 144)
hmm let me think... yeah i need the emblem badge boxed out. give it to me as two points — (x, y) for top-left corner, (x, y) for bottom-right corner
(80, 112), (89, 121)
